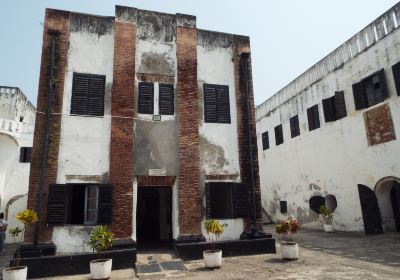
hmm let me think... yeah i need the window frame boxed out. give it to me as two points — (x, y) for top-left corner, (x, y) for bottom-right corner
(84, 185), (99, 225)
(307, 104), (320, 131)
(158, 83), (175, 115)
(290, 115), (300, 138)
(262, 131), (269, 150)
(203, 84), (231, 124)
(274, 124), (284, 146)
(138, 82), (155, 115)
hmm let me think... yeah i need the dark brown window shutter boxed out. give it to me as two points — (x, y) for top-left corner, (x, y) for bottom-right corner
(307, 105), (320, 130)
(47, 184), (67, 225)
(204, 85), (217, 122)
(274, 124), (284, 145)
(87, 75), (106, 116)
(352, 81), (367, 110)
(138, 82), (154, 114)
(262, 131), (269, 150)
(322, 97), (336, 122)
(71, 73), (89, 115)
(159, 84), (174, 115)
(204, 84), (230, 124)
(290, 115), (300, 138)
(19, 147), (31, 163)
(216, 86), (231, 123)
(334, 91), (347, 119)
(392, 61), (400, 96)
(375, 69), (388, 102)
(233, 183), (249, 218)
(206, 183), (212, 219)
(98, 184), (113, 225)
(206, 182), (234, 219)
(71, 73), (105, 116)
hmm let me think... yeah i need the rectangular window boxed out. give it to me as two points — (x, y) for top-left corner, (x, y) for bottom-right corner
(352, 69), (388, 110)
(159, 84), (174, 115)
(323, 91), (347, 123)
(280, 201), (288, 214)
(71, 73), (105, 116)
(206, 182), (249, 219)
(262, 131), (269, 150)
(19, 147), (32, 163)
(47, 184), (112, 225)
(203, 84), (231, 123)
(138, 82), (154, 114)
(307, 105), (320, 131)
(392, 61), (400, 96)
(290, 115), (300, 138)
(274, 124), (284, 145)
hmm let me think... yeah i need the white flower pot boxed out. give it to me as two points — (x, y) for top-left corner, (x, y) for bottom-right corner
(324, 224), (334, 232)
(90, 259), (112, 280)
(281, 242), (298, 260)
(3, 266), (28, 280)
(203, 250), (222, 268)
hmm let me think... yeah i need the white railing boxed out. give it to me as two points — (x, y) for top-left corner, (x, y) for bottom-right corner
(256, 2), (400, 121)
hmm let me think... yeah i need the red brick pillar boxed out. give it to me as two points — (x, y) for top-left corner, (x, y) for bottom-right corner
(233, 36), (263, 232)
(26, 9), (70, 243)
(176, 15), (202, 237)
(109, 7), (137, 239)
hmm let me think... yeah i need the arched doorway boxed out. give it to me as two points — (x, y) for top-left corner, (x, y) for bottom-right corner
(357, 184), (383, 234)
(374, 177), (400, 232)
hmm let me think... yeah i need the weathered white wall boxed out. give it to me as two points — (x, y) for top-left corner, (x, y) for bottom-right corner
(256, 24), (400, 232)
(0, 87), (35, 123)
(5, 195), (27, 243)
(52, 226), (92, 254)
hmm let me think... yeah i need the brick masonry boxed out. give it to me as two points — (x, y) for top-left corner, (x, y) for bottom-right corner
(176, 23), (202, 236)
(26, 9), (70, 243)
(364, 103), (396, 146)
(109, 18), (136, 238)
(137, 176), (176, 186)
(233, 36), (263, 231)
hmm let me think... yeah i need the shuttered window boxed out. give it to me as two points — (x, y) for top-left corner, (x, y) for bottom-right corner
(203, 84), (231, 123)
(392, 61), (400, 96)
(47, 184), (68, 225)
(97, 185), (113, 225)
(206, 182), (249, 219)
(274, 124), (284, 145)
(323, 91), (347, 122)
(159, 84), (174, 115)
(335, 91), (347, 119)
(262, 131), (269, 150)
(138, 82), (154, 114)
(352, 69), (388, 110)
(307, 105), (320, 131)
(71, 73), (105, 116)
(290, 115), (300, 138)
(19, 147), (32, 163)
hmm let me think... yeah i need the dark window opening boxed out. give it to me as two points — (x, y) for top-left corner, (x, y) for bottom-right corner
(280, 201), (288, 214)
(203, 84), (231, 123)
(290, 115), (300, 138)
(19, 116), (24, 122)
(307, 105), (320, 131)
(138, 82), (154, 114)
(19, 147), (32, 163)
(309, 195), (325, 214)
(159, 84), (174, 115)
(392, 61), (400, 96)
(262, 131), (269, 150)
(352, 69), (388, 110)
(323, 92), (347, 122)
(274, 124), (284, 146)
(71, 73), (105, 116)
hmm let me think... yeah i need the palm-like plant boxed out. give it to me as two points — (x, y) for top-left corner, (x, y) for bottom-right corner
(87, 226), (114, 259)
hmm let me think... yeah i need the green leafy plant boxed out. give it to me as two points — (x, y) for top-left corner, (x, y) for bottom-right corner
(7, 209), (39, 267)
(319, 205), (333, 225)
(276, 217), (300, 244)
(204, 220), (225, 250)
(87, 226), (114, 259)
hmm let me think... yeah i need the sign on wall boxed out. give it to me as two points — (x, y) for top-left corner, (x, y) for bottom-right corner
(148, 168), (167, 176)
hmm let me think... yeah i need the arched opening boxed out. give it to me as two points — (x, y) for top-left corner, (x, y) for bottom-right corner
(325, 194), (337, 212)
(375, 177), (400, 232)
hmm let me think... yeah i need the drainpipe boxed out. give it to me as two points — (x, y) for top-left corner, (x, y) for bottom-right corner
(33, 32), (57, 248)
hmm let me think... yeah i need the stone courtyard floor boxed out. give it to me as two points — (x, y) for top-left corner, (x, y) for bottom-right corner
(2, 225), (400, 279)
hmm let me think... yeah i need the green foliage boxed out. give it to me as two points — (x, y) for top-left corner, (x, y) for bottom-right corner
(8, 227), (22, 239)
(275, 217), (300, 242)
(319, 205), (333, 224)
(87, 226), (114, 254)
(204, 220), (225, 250)
(16, 209), (38, 225)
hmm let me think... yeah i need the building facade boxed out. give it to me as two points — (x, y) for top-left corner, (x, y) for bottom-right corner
(256, 3), (400, 234)
(25, 5), (274, 261)
(0, 86), (35, 243)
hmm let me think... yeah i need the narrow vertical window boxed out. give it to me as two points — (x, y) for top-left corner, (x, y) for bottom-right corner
(392, 61), (400, 96)
(19, 147), (32, 163)
(262, 131), (269, 150)
(84, 185), (99, 225)
(290, 115), (300, 138)
(138, 82), (154, 114)
(159, 84), (174, 115)
(71, 73), (105, 116)
(307, 105), (320, 131)
(203, 84), (231, 123)
(274, 124), (284, 145)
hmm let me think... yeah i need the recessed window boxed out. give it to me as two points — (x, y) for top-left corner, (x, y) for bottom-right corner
(352, 69), (388, 110)
(392, 62), (400, 96)
(322, 91), (347, 122)
(138, 82), (154, 114)
(19, 147), (32, 163)
(280, 201), (288, 214)
(274, 124), (284, 145)
(70, 73), (105, 116)
(290, 115), (300, 138)
(262, 131), (269, 150)
(307, 105), (320, 131)
(159, 84), (174, 115)
(203, 84), (231, 124)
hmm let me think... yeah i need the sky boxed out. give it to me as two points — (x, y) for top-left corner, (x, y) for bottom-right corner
(0, 0), (399, 106)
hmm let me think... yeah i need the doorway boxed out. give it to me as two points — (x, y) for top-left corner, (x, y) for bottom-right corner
(137, 186), (172, 250)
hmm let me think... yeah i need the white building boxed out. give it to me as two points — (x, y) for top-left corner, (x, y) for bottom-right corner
(0, 86), (35, 242)
(256, 3), (400, 234)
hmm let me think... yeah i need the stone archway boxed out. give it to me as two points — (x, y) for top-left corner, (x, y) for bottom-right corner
(374, 176), (400, 232)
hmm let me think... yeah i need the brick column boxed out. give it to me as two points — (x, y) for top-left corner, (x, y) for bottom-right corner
(109, 7), (137, 238)
(26, 9), (70, 243)
(176, 15), (202, 237)
(233, 36), (263, 231)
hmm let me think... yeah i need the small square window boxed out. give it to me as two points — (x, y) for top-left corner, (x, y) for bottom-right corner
(19, 147), (32, 163)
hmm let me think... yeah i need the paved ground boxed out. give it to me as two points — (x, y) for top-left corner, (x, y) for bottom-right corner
(2, 225), (400, 279)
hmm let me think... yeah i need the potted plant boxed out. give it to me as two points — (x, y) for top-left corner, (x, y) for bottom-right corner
(87, 225), (114, 280)
(319, 205), (334, 232)
(3, 209), (38, 280)
(276, 217), (300, 260)
(203, 219), (224, 269)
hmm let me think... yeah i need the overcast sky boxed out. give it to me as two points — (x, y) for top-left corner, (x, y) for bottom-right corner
(0, 0), (399, 106)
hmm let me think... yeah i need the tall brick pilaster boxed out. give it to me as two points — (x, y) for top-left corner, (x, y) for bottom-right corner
(109, 6), (137, 238)
(233, 36), (263, 231)
(176, 15), (202, 236)
(26, 9), (70, 243)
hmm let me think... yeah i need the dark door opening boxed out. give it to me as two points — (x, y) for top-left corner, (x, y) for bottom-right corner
(390, 182), (400, 232)
(358, 184), (383, 234)
(137, 186), (172, 250)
